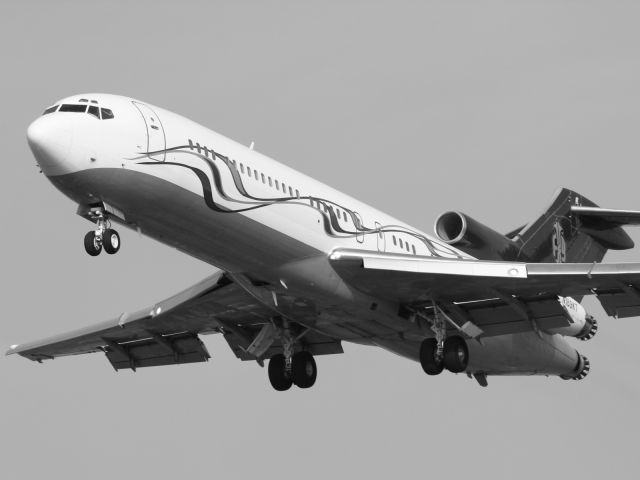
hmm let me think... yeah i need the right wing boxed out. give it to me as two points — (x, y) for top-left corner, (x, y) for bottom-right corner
(329, 249), (640, 338)
(7, 271), (342, 370)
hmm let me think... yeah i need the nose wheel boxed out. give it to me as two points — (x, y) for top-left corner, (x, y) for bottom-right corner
(83, 208), (121, 256)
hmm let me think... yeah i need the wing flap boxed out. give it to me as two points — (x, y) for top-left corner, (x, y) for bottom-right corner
(106, 333), (210, 371)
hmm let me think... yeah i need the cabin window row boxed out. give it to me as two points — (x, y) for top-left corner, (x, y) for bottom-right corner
(392, 234), (417, 255)
(189, 139), (300, 199)
(309, 199), (350, 223)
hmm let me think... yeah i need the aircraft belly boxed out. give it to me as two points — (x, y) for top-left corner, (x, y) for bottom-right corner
(48, 168), (320, 272)
(372, 331), (580, 377)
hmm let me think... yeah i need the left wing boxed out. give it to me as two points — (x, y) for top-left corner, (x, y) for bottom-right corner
(329, 249), (640, 333)
(7, 271), (342, 370)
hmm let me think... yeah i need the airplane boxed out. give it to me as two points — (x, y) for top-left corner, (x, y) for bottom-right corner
(9, 92), (640, 390)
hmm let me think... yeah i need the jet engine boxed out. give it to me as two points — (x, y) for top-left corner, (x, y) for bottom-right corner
(561, 355), (590, 380)
(433, 211), (518, 261)
(547, 296), (598, 341)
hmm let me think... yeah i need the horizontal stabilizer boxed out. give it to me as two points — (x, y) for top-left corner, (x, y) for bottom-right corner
(572, 206), (640, 226)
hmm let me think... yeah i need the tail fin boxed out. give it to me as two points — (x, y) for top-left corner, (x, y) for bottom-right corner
(510, 188), (634, 263)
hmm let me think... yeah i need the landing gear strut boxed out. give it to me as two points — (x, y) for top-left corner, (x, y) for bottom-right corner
(83, 208), (120, 256)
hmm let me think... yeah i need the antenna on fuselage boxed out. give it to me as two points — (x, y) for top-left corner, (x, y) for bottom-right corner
(249, 141), (255, 150)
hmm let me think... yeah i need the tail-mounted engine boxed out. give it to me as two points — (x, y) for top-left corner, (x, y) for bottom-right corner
(434, 211), (519, 261)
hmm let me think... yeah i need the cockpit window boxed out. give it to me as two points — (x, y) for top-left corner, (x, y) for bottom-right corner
(59, 104), (87, 113)
(100, 108), (114, 120)
(43, 103), (115, 120)
(88, 105), (100, 119)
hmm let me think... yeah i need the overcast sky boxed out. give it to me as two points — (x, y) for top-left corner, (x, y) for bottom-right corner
(3, 1), (640, 479)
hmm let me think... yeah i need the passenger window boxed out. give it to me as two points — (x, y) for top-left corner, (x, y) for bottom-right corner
(275, 179), (279, 189)
(42, 105), (58, 115)
(288, 186), (293, 196)
(261, 173), (265, 184)
(282, 182), (286, 193)
(393, 235), (397, 246)
(59, 104), (87, 113)
(88, 105), (100, 118)
(406, 243), (410, 252)
(268, 177), (273, 187)
(247, 168), (252, 178)
(240, 163), (245, 174)
(101, 108), (114, 119)
(412, 245), (416, 255)
(296, 189), (300, 198)
(343, 211), (348, 222)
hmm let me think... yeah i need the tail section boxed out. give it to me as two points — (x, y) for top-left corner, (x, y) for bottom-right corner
(508, 188), (633, 263)
(433, 188), (634, 263)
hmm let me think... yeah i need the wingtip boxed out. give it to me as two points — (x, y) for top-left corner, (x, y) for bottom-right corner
(5, 344), (20, 356)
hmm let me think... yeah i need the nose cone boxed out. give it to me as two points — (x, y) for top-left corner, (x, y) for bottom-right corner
(27, 115), (74, 176)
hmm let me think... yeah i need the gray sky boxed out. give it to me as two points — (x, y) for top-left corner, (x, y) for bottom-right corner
(2, 1), (640, 479)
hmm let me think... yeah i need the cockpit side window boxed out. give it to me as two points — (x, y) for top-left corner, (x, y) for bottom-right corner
(88, 105), (100, 119)
(42, 105), (59, 115)
(100, 108), (114, 120)
(59, 104), (88, 113)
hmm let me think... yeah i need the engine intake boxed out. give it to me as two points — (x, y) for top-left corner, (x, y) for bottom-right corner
(434, 211), (518, 261)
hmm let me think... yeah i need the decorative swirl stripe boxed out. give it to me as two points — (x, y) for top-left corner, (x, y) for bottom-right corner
(131, 144), (463, 258)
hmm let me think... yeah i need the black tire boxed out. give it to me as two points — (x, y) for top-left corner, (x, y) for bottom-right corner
(84, 231), (102, 256)
(443, 336), (469, 373)
(419, 338), (443, 375)
(103, 229), (120, 254)
(292, 351), (317, 388)
(268, 354), (292, 391)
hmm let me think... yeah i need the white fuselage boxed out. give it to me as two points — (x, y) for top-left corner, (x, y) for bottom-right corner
(26, 93), (582, 376)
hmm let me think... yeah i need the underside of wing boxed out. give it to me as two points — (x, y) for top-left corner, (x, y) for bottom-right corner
(329, 248), (640, 338)
(8, 271), (343, 370)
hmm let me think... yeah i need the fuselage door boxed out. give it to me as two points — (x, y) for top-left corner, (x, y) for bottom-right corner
(132, 101), (166, 161)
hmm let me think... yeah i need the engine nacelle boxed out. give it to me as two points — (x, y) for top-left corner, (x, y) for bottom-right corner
(433, 211), (518, 261)
(547, 296), (598, 341)
(561, 354), (590, 380)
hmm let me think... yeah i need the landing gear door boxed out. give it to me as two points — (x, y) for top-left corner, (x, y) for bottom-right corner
(132, 101), (166, 161)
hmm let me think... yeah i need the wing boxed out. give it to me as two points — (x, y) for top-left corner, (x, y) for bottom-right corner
(329, 248), (640, 337)
(7, 271), (342, 370)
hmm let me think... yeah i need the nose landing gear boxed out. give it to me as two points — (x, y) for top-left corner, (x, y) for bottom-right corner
(83, 208), (121, 256)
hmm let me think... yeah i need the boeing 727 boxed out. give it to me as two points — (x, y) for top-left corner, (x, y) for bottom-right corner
(10, 93), (640, 389)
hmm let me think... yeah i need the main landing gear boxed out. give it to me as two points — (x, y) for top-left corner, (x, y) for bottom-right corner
(268, 351), (317, 391)
(420, 336), (469, 375)
(83, 208), (121, 256)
